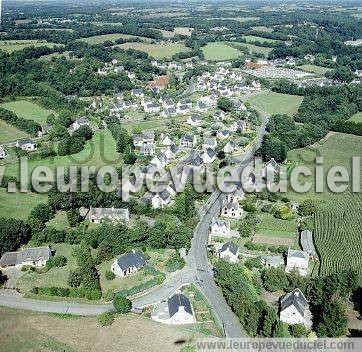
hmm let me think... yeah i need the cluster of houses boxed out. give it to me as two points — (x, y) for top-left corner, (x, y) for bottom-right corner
(97, 59), (136, 81)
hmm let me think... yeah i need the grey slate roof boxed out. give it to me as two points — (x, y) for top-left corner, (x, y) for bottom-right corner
(168, 293), (192, 317)
(281, 288), (307, 316)
(0, 246), (52, 266)
(300, 230), (316, 254)
(288, 248), (309, 260)
(220, 242), (239, 255)
(117, 251), (146, 271)
(211, 218), (230, 228)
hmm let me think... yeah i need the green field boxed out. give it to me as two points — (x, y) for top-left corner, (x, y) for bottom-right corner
(256, 213), (297, 233)
(116, 42), (189, 59)
(247, 91), (303, 115)
(0, 119), (29, 144)
(79, 33), (152, 45)
(46, 211), (70, 230)
(0, 189), (47, 220)
(0, 40), (56, 53)
(0, 100), (55, 125)
(348, 112), (362, 123)
(4, 129), (120, 179)
(251, 26), (274, 33)
(234, 42), (273, 56)
(201, 42), (242, 61)
(297, 64), (332, 75)
(242, 35), (279, 44)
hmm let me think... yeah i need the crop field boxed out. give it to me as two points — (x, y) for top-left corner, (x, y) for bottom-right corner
(0, 100), (56, 125)
(79, 33), (152, 45)
(202, 42), (242, 61)
(242, 35), (280, 44)
(116, 42), (189, 59)
(0, 119), (29, 143)
(4, 130), (120, 179)
(0, 307), (196, 352)
(0, 40), (56, 53)
(174, 27), (193, 36)
(247, 91), (303, 115)
(0, 189), (47, 220)
(348, 112), (362, 123)
(297, 64), (332, 74)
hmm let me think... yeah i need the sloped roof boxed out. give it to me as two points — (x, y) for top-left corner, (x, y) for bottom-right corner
(300, 230), (316, 254)
(117, 251), (146, 271)
(0, 246), (52, 266)
(220, 242), (239, 255)
(168, 293), (192, 317)
(281, 288), (307, 316)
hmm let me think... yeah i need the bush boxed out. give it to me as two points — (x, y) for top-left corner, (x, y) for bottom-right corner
(98, 312), (114, 327)
(165, 253), (185, 272)
(46, 255), (67, 269)
(105, 270), (115, 280)
(113, 295), (132, 314)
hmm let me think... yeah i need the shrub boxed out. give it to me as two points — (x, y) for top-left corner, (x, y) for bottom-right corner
(46, 255), (67, 268)
(105, 270), (115, 280)
(98, 312), (114, 327)
(165, 253), (185, 272)
(113, 295), (132, 314)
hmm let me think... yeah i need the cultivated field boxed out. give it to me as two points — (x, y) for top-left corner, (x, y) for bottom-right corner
(0, 307), (196, 352)
(0, 40), (56, 53)
(297, 64), (332, 74)
(247, 91), (303, 115)
(242, 35), (279, 44)
(116, 42), (189, 59)
(201, 42), (242, 61)
(348, 112), (362, 123)
(253, 233), (295, 247)
(0, 119), (29, 143)
(0, 100), (56, 125)
(79, 34), (152, 45)
(0, 189), (47, 220)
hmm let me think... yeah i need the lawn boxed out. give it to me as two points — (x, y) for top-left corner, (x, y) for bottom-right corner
(242, 35), (279, 44)
(0, 189), (47, 220)
(0, 40), (56, 53)
(79, 33), (152, 45)
(201, 42), (242, 61)
(348, 112), (362, 123)
(297, 64), (332, 75)
(46, 211), (70, 230)
(0, 119), (29, 144)
(4, 129), (121, 179)
(0, 307), (195, 352)
(0, 100), (56, 125)
(247, 91), (303, 115)
(256, 213), (297, 233)
(115, 42), (189, 59)
(122, 115), (189, 132)
(17, 243), (79, 293)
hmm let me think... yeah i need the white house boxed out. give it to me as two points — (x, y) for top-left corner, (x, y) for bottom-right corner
(280, 288), (312, 328)
(177, 105), (190, 115)
(150, 188), (173, 209)
(164, 144), (179, 160)
(0, 145), (6, 159)
(0, 246), (52, 268)
(88, 207), (130, 224)
(213, 110), (225, 121)
(144, 102), (161, 113)
(234, 101), (247, 111)
(180, 134), (197, 148)
(203, 148), (216, 164)
(177, 99), (192, 108)
(285, 248), (309, 276)
(217, 130), (230, 140)
(72, 117), (90, 131)
(217, 242), (239, 263)
(202, 137), (217, 150)
(209, 218), (238, 239)
(195, 101), (208, 113)
(162, 98), (175, 110)
(161, 134), (173, 146)
(131, 89), (144, 97)
(150, 152), (168, 168)
(221, 202), (243, 219)
(187, 114), (202, 126)
(16, 139), (37, 151)
(262, 158), (279, 178)
(151, 292), (195, 325)
(261, 255), (284, 268)
(111, 250), (146, 278)
(161, 107), (177, 117)
(223, 140), (236, 154)
(300, 230), (317, 258)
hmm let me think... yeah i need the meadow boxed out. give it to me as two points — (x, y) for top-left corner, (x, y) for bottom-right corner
(0, 100), (56, 125)
(0, 120), (29, 144)
(116, 42), (189, 59)
(0, 40), (56, 53)
(242, 35), (280, 44)
(348, 112), (362, 123)
(247, 91), (303, 115)
(297, 64), (332, 75)
(233, 42), (273, 56)
(79, 33), (152, 45)
(201, 42), (242, 61)
(251, 26), (274, 33)
(0, 189), (47, 220)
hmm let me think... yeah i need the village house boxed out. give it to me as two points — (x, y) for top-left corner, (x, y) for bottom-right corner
(150, 152), (168, 168)
(203, 148), (216, 164)
(151, 292), (195, 325)
(177, 99), (192, 109)
(176, 104), (191, 115)
(285, 248), (309, 276)
(217, 130), (230, 140)
(0, 145), (6, 159)
(223, 140), (237, 154)
(221, 201), (243, 219)
(262, 158), (279, 178)
(213, 110), (225, 121)
(226, 189), (244, 204)
(217, 242), (239, 263)
(16, 139), (37, 151)
(144, 102), (161, 114)
(187, 153), (204, 172)
(111, 250), (146, 278)
(162, 98), (175, 110)
(131, 88), (144, 97)
(72, 117), (90, 131)
(88, 207), (130, 224)
(231, 120), (247, 133)
(161, 134), (173, 146)
(280, 288), (312, 328)
(202, 137), (217, 150)
(195, 101), (208, 113)
(133, 131), (155, 156)
(164, 144), (179, 160)
(0, 246), (52, 268)
(300, 230), (317, 258)
(150, 188), (173, 209)
(180, 134), (197, 148)
(261, 255), (284, 268)
(209, 218), (239, 240)
(187, 114), (203, 126)
(234, 101), (247, 111)
(161, 107), (177, 117)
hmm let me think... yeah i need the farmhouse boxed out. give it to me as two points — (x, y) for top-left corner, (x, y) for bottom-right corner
(280, 288), (312, 328)
(0, 145), (6, 159)
(88, 207), (130, 224)
(111, 250), (146, 278)
(16, 139), (37, 151)
(180, 134), (197, 148)
(151, 292), (195, 325)
(0, 246), (52, 268)
(285, 248), (309, 276)
(217, 242), (239, 263)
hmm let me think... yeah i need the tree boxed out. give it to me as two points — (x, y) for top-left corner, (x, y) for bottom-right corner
(259, 134), (287, 163)
(217, 97), (233, 112)
(298, 199), (317, 216)
(113, 295), (132, 314)
(290, 324), (309, 337)
(66, 209), (82, 227)
(261, 267), (288, 292)
(0, 218), (31, 256)
(105, 270), (115, 280)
